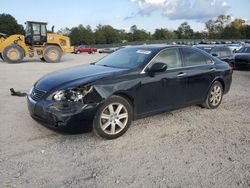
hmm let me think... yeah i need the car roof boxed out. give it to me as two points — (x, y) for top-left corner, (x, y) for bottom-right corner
(126, 44), (185, 50)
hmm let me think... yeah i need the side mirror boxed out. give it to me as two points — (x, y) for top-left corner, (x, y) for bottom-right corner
(147, 62), (167, 77)
(212, 53), (218, 57)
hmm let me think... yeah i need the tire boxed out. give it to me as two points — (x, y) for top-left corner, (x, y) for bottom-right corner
(93, 95), (132, 139)
(2, 44), (24, 63)
(229, 61), (234, 69)
(202, 81), (223, 109)
(43, 45), (62, 63)
(0, 53), (3, 61)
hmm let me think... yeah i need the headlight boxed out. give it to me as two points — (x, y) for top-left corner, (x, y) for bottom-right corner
(53, 90), (66, 101)
(49, 86), (93, 102)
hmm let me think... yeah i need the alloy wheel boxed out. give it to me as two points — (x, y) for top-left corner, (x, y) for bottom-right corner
(210, 85), (222, 106)
(100, 103), (128, 135)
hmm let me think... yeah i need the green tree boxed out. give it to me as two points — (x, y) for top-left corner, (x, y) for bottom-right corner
(244, 25), (250, 38)
(176, 22), (193, 39)
(153, 28), (177, 40)
(57, 27), (71, 36)
(205, 19), (218, 38)
(221, 26), (242, 39)
(237, 25), (250, 39)
(205, 15), (232, 38)
(231, 19), (246, 29)
(69, 24), (95, 45)
(94, 25), (120, 44)
(0, 13), (24, 35)
(69, 27), (82, 45)
(130, 25), (138, 33)
(132, 29), (150, 41)
(128, 25), (151, 41)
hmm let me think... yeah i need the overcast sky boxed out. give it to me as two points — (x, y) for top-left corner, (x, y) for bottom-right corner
(1, 0), (250, 32)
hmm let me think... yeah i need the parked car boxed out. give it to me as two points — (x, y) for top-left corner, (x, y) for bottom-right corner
(234, 46), (250, 70)
(195, 45), (234, 67)
(73, 45), (98, 54)
(27, 45), (232, 139)
(228, 44), (243, 53)
(99, 48), (115, 54)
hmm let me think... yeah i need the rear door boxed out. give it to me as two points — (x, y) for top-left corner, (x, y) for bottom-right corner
(180, 47), (215, 104)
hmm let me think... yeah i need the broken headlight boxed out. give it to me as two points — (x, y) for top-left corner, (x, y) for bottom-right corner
(49, 86), (93, 102)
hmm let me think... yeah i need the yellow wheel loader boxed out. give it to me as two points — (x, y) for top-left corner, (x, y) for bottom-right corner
(0, 21), (73, 63)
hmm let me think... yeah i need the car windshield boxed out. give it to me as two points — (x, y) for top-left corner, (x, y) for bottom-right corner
(96, 48), (155, 69)
(238, 47), (250, 53)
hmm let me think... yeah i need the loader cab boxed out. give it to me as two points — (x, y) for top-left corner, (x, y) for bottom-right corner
(25, 21), (47, 45)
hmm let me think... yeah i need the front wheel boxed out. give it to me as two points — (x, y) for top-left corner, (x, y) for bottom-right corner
(43, 46), (62, 63)
(93, 95), (132, 139)
(2, 44), (24, 63)
(202, 81), (223, 109)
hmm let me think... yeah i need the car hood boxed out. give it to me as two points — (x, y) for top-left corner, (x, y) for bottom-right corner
(34, 65), (127, 91)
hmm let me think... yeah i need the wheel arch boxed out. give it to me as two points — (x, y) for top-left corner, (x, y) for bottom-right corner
(203, 77), (225, 102)
(113, 92), (135, 119)
(44, 43), (63, 52)
(213, 77), (225, 92)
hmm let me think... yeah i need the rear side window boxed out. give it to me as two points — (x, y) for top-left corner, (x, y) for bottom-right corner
(181, 48), (210, 66)
(211, 47), (232, 57)
(238, 47), (250, 53)
(221, 47), (232, 56)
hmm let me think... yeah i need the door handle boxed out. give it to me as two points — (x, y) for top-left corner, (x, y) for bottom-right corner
(209, 68), (216, 71)
(177, 72), (187, 77)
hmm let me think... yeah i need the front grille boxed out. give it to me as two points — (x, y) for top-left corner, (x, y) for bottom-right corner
(31, 88), (46, 101)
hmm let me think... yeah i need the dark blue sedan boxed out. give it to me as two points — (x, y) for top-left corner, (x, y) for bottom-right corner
(27, 45), (232, 139)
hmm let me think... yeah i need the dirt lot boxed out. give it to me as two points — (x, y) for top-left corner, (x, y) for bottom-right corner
(0, 53), (249, 188)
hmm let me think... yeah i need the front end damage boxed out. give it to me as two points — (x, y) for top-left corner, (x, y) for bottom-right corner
(27, 85), (104, 128)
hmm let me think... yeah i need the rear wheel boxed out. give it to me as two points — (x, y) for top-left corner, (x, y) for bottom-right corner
(0, 53), (3, 61)
(2, 44), (24, 63)
(202, 81), (223, 109)
(229, 61), (234, 68)
(43, 46), (62, 63)
(93, 95), (132, 139)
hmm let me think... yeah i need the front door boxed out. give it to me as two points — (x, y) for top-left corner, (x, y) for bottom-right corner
(136, 48), (187, 116)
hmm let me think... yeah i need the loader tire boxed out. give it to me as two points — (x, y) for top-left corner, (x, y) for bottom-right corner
(43, 46), (62, 63)
(0, 53), (3, 61)
(2, 44), (24, 63)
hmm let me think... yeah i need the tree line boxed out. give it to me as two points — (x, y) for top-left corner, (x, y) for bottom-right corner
(1, 13), (250, 46)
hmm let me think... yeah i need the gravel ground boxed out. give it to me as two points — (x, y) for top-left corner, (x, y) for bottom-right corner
(0, 53), (249, 188)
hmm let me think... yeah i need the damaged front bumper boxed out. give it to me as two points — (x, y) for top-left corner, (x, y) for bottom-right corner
(27, 94), (100, 128)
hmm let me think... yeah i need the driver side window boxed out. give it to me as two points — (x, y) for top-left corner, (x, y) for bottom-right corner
(151, 48), (182, 69)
